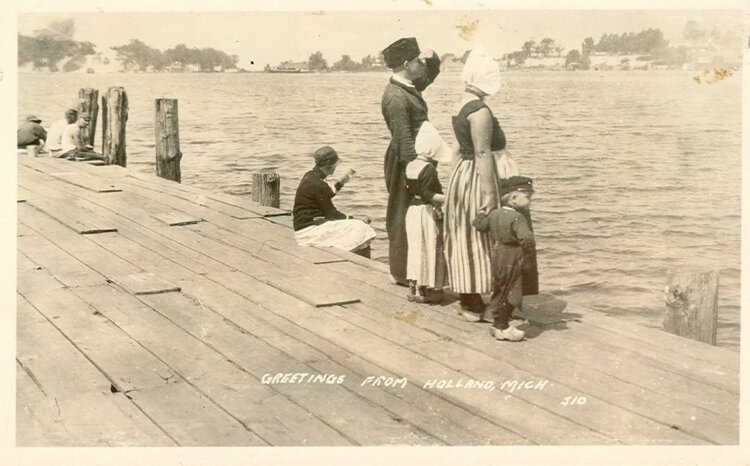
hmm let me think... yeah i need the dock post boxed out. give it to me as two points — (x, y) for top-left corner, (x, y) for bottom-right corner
(155, 99), (182, 182)
(252, 171), (280, 208)
(78, 88), (99, 146)
(663, 270), (719, 345)
(102, 87), (128, 167)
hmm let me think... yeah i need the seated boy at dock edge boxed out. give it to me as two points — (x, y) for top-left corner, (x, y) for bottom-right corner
(60, 113), (105, 161)
(472, 176), (536, 342)
(293, 146), (376, 257)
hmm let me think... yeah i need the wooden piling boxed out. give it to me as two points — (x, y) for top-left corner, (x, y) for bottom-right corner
(78, 88), (99, 146)
(154, 99), (182, 183)
(252, 172), (280, 208)
(663, 270), (719, 345)
(102, 87), (128, 167)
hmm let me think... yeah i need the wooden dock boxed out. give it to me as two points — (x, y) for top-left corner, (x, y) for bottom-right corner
(16, 155), (739, 446)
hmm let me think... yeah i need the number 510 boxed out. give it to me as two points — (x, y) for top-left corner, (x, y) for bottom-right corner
(561, 396), (587, 406)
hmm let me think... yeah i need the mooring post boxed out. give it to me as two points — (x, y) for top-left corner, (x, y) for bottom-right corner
(78, 88), (99, 146)
(155, 98), (182, 182)
(102, 87), (128, 167)
(252, 171), (281, 208)
(663, 270), (719, 345)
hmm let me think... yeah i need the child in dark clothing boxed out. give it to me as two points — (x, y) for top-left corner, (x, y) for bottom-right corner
(473, 176), (535, 341)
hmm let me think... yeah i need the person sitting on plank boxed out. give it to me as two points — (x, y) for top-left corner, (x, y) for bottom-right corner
(60, 113), (105, 161)
(293, 146), (376, 258)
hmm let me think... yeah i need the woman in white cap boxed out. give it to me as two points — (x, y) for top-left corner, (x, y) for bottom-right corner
(444, 45), (538, 321)
(404, 122), (451, 304)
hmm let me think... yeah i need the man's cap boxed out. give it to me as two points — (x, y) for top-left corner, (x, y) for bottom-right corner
(314, 146), (340, 166)
(499, 176), (534, 198)
(382, 37), (420, 69)
(80, 113), (91, 120)
(25, 115), (42, 123)
(65, 108), (79, 116)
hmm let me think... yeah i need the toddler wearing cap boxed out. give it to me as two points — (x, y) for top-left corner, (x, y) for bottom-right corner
(472, 176), (536, 341)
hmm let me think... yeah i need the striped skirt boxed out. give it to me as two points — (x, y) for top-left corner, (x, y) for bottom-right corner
(444, 159), (494, 294)
(405, 204), (446, 289)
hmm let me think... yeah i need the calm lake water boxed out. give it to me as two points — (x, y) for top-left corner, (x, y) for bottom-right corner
(19, 70), (742, 350)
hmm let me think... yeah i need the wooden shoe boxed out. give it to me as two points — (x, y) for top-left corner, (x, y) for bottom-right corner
(490, 326), (525, 341)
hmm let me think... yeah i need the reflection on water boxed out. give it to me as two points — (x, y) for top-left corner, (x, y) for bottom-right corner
(19, 70), (742, 349)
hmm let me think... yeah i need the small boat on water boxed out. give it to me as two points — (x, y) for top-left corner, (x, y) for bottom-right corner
(268, 66), (312, 74)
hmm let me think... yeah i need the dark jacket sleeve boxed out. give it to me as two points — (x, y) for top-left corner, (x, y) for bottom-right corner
(513, 213), (536, 249)
(472, 210), (493, 232)
(315, 183), (347, 221)
(35, 125), (48, 140)
(416, 164), (440, 202)
(385, 93), (418, 164)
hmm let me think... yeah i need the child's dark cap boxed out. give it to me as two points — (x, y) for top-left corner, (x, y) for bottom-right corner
(500, 176), (534, 197)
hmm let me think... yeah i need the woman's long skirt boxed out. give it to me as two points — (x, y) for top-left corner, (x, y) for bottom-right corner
(444, 159), (494, 294)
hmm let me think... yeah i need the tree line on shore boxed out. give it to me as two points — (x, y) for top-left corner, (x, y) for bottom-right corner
(19, 19), (739, 73)
(503, 23), (740, 70)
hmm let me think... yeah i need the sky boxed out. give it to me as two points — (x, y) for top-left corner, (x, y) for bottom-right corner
(18, 9), (743, 70)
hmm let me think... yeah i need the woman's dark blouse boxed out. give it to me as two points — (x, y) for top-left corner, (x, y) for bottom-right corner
(452, 99), (506, 156)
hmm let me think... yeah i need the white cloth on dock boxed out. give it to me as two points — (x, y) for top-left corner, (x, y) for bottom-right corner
(294, 219), (376, 252)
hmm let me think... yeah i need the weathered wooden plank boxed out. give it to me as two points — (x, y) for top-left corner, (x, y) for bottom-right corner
(19, 183), (227, 277)
(73, 284), (355, 446)
(183, 223), (360, 307)
(416, 337), (731, 444)
(17, 185), (32, 203)
(18, 264), (264, 445)
(207, 270), (611, 445)
(152, 212), (203, 227)
(19, 203), (143, 280)
(320, 261), (739, 431)
(120, 175), (263, 220)
(18, 295), (175, 446)
(112, 271), (182, 296)
(123, 382), (266, 446)
(19, 170), (232, 275)
(17, 235), (106, 288)
(139, 291), (441, 445)
(17, 294), (112, 396)
(264, 213), (295, 229)
(126, 169), (289, 217)
(16, 361), (71, 446)
(49, 171), (122, 193)
(336, 271), (739, 432)
(17, 266), (177, 393)
(173, 275), (530, 445)
(23, 196), (118, 235)
(522, 294), (739, 370)
(19, 388), (176, 446)
(326, 259), (740, 394)
(197, 218), (343, 265)
(337, 296), (721, 443)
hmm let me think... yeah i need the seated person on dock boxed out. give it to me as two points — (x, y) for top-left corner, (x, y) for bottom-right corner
(293, 146), (376, 258)
(47, 108), (79, 157)
(60, 113), (104, 161)
(17, 115), (47, 152)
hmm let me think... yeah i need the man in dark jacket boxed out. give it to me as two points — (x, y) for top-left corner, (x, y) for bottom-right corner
(381, 37), (440, 284)
(17, 115), (47, 150)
